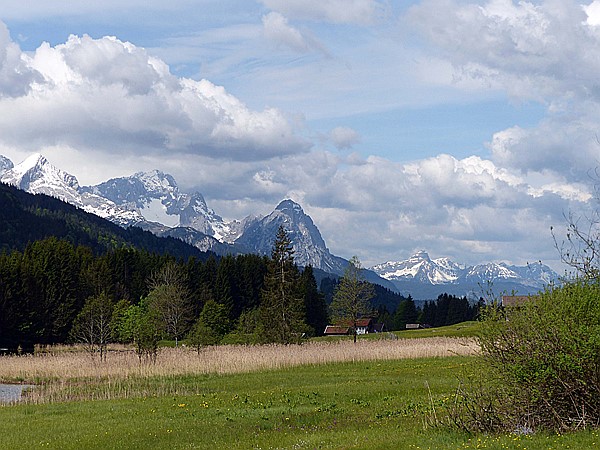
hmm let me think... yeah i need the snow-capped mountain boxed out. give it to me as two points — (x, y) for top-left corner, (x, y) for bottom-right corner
(372, 250), (464, 284)
(0, 155), (14, 173)
(0, 154), (356, 276)
(0, 153), (557, 299)
(372, 251), (559, 299)
(234, 199), (348, 273)
(82, 170), (235, 241)
(0, 154), (143, 226)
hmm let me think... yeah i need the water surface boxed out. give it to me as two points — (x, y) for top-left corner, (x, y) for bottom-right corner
(0, 384), (34, 403)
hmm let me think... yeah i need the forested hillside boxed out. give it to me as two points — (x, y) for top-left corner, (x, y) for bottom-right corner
(0, 182), (209, 260)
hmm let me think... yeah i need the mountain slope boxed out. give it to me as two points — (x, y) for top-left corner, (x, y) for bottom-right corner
(0, 181), (211, 260)
(234, 199), (348, 274)
(1, 154), (144, 226)
(82, 170), (234, 240)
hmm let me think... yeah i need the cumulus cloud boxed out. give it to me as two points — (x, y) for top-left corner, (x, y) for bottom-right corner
(237, 151), (580, 268)
(0, 22), (42, 97)
(0, 29), (308, 161)
(329, 126), (361, 149)
(406, 0), (600, 191)
(406, 0), (597, 100)
(259, 0), (388, 25)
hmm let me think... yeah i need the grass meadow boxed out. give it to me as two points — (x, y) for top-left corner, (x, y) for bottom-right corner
(0, 330), (598, 449)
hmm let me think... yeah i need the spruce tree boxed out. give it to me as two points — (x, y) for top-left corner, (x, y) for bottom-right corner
(259, 225), (306, 344)
(300, 265), (329, 336)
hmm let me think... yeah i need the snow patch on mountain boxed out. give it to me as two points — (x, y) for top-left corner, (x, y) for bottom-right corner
(141, 198), (180, 227)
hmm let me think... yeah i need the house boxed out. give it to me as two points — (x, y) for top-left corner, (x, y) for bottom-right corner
(355, 318), (374, 335)
(324, 318), (385, 336)
(501, 295), (533, 307)
(405, 323), (431, 330)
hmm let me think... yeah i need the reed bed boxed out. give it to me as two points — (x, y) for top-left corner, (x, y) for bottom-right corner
(0, 337), (477, 404)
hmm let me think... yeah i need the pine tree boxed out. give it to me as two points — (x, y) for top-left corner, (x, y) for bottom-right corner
(394, 296), (419, 330)
(259, 225), (306, 344)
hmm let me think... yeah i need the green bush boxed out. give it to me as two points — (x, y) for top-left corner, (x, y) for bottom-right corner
(463, 280), (600, 433)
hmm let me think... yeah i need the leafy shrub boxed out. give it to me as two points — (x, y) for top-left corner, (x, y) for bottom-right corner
(459, 280), (600, 433)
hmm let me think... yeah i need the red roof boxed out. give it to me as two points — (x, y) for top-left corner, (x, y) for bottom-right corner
(324, 326), (351, 335)
(355, 318), (373, 327)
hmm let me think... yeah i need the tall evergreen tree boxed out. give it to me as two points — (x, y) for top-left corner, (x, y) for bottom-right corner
(394, 295), (419, 330)
(259, 225), (306, 344)
(300, 265), (329, 336)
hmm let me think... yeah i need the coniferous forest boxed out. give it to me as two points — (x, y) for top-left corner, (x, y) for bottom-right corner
(0, 182), (480, 352)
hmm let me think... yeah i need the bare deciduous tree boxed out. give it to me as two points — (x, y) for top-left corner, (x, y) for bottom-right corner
(70, 292), (114, 361)
(147, 261), (194, 347)
(329, 256), (374, 343)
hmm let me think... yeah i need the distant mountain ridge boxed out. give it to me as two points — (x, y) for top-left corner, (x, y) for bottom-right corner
(0, 154), (355, 277)
(372, 251), (559, 300)
(0, 154), (557, 298)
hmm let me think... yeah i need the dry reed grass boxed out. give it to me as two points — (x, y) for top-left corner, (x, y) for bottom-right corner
(0, 337), (478, 404)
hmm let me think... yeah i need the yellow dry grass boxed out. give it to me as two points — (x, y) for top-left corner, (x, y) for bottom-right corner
(0, 337), (477, 384)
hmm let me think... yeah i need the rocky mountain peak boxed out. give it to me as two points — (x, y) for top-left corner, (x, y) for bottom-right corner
(3, 153), (80, 192)
(275, 199), (304, 215)
(132, 170), (179, 197)
(0, 155), (14, 175)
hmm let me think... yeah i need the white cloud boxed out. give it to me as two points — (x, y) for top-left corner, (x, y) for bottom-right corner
(262, 12), (313, 53)
(259, 0), (389, 25)
(329, 126), (361, 149)
(0, 30), (308, 161)
(406, 0), (600, 197)
(0, 22), (42, 97)
(585, 0), (600, 25)
(406, 0), (598, 101)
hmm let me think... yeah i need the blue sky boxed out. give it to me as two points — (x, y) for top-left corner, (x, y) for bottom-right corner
(0, 0), (599, 272)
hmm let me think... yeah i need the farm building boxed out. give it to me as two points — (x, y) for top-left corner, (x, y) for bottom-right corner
(323, 318), (385, 336)
(501, 295), (534, 307)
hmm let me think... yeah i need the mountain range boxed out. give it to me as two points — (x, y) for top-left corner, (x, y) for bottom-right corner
(372, 250), (559, 300)
(0, 154), (558, 299)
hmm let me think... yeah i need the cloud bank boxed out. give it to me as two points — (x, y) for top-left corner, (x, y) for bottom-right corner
(0, 32), (308, 161)
(0, 1), (597, 272)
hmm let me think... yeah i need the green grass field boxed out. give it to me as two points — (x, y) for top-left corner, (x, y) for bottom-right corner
(396, 321), (481, 339)
(1, 354), (599, 449)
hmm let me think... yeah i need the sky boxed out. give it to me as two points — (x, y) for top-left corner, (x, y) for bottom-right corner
(1, 0), (600, 272)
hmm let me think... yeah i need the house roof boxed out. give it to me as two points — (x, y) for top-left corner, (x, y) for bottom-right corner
(501, 295), (533, 307)
(324, 325), (351, 335)
(355, 318), (373, 327)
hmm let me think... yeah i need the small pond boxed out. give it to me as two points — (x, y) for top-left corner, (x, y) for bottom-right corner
(0, 384), (34, 403)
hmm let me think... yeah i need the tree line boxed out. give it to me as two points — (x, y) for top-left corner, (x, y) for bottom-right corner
(0, 227), (482, 355)
(0, 228), (334, 353)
